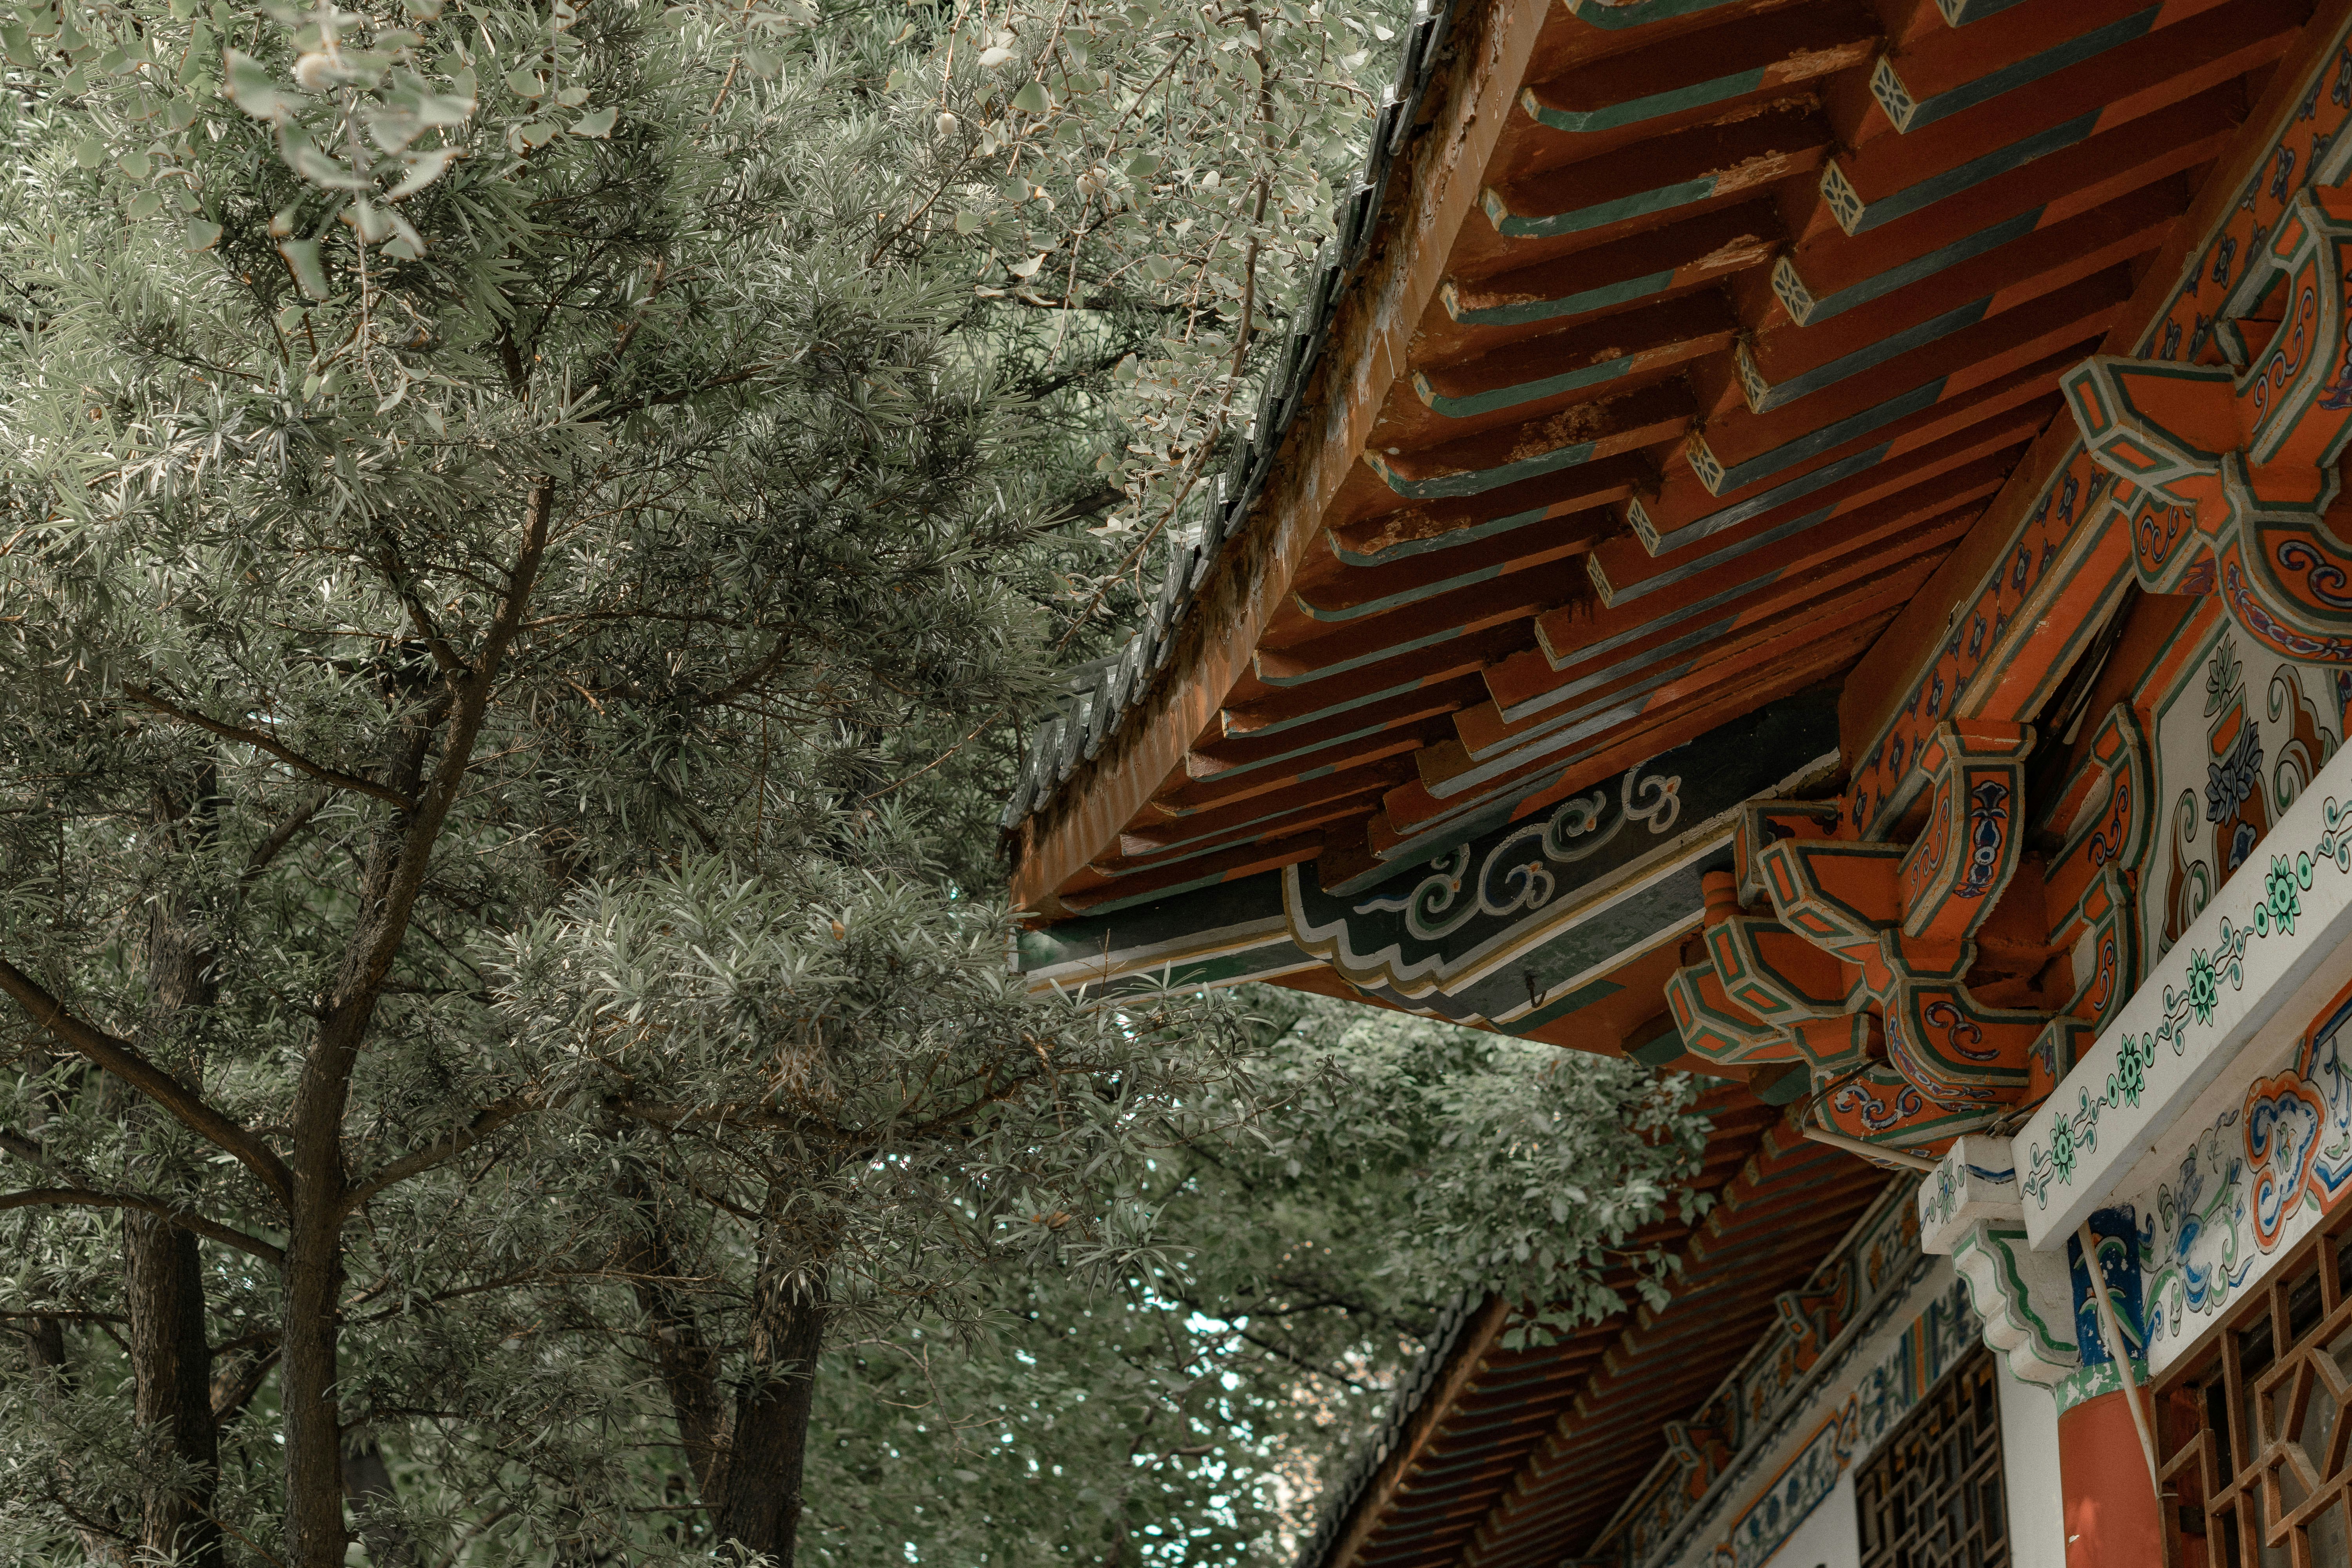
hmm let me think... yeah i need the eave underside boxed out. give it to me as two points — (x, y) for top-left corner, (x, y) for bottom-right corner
(1305, 1093), (1894, 1568)
(1008, 0), (2310, 945)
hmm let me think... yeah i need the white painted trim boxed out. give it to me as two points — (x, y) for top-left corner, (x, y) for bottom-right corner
(2017, 737), (2352, 1249)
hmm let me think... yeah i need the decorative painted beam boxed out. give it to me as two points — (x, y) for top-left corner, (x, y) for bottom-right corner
(1370, 622), (1873, 849)
(1259, 695), (1841, 1016)
(2063, 185), (2352, 664)
(1361, 379), (1691, 498)
(1291, 513), (1605, 624)
(1818, 0), (2298, 235)
(1415, 581), (1918, 799)
(1520, 0), (1877, 134)
(1559, 0), (1745, 29)
(1775, 85), (2234, 324)
(2016, 730), (2352, 1247)
(1738, 183), (2175, 414)
(1869, 0), (2225, 135)
(1688, 270), (2127, 495)
(1481, 538), (1968, 742)
(1412, 293), (1736, 419)
(1323, 453), (1651, 568)
(1584, 450), (2008, 610)
(1630, 376), (2058, 554)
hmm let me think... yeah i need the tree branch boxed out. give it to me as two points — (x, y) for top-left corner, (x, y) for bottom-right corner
(340, 1094), (539, 1216)
(0, 956), (294, 1206)
(119, 684), (417, 809)
(243, 785), (333, 884)
(0, 1187), (284, 1266)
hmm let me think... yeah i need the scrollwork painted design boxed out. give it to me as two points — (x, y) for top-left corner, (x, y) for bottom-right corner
(1352, 762), (1684, 943)
(1831, 1077), (1924, 1133)
(2141, 987), (2352, 1354)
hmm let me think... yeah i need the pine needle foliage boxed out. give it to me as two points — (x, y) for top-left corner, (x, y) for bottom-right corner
(0, 0), (1252, 1561)
(0, 1), (1715, 1564)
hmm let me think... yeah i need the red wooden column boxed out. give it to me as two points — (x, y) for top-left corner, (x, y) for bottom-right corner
(2060, 1214), (2160, 1566)
(2058, 1392), (2161, 1567)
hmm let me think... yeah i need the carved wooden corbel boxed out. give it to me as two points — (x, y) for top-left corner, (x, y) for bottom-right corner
(2064, 188), (2352, 664)
(1664, 722), (2074, 1158)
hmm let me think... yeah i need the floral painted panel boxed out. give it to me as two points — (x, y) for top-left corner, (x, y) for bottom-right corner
(2145, 629), (2352, 962)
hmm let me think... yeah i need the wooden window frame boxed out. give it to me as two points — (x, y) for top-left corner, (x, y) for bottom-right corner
(1856, 1341), (2012, 1568)
(2154, 1200), (2352, 1568)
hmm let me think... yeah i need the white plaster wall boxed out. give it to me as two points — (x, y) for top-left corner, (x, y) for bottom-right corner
(1759, 1471), (1860, 1568)
(1997, 1365), (2067, 1568)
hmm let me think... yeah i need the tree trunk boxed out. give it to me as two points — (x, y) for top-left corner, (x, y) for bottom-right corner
(123, 1214), (223, 1567)
(122, 773), (224, 1567)
(616, 1161), (729, 1497)
(280, 1175), (348, 1568)
(343, 1425), (417, 1568)
(24, 1317), (131, 1565)
(710, 1256), (828, 1565)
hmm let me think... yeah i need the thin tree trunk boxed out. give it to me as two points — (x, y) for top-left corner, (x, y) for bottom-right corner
(343, 1425), (417, 1568)
(615, 1165), (730, 1497)
(124, 1214), (222, 1567)
(281, 480), (552, 1568)
(124, 771), (224, 1567)
(710, 1253), (828, 1565)
(24, 1317), (132, 1565)
(279, 1200), (347, 1568)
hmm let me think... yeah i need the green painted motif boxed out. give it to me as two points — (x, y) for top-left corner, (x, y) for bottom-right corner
(2022, 796), (2352, 1210)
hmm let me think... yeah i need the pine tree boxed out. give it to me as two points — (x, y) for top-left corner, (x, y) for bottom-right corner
(0, 4), (1712, 1565)
(0, 2), (1241, 1561)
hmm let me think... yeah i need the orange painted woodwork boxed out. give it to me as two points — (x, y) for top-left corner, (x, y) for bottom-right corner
(2058, 1391), (2164, 1568)
(2067, 185), (2352, 664)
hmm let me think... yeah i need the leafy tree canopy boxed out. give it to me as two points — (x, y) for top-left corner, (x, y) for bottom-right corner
(0, 0), (1713, 1562)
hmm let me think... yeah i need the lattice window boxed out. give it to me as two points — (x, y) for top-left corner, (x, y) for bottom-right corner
(2158, 1209), (2352, 1568)
(1856, 1344), (2011, 1568)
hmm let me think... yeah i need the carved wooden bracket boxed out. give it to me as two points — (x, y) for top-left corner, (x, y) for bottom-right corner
(2063, 189), (2352, 664)
(1667, 721), (2087, 1156)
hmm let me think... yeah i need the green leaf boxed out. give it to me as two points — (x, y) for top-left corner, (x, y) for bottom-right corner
(279, 130), (372, 191)
(127, 190), (163, 219)
(182, 218), (222, 250)
(74, 134), (106, 169)
(569, 105), (617, 138)
(278, 236), (330, 298)
(506, 67), (546, 99)
(384, 145), (461, 200)
(1010, 80), (1049, 114)
(223, 49), (300, 122)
